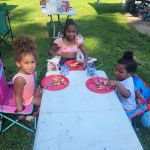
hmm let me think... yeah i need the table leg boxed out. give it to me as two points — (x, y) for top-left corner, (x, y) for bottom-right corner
(57, 14), (63, 28)
(54, 15), (63, 38)
(48, 14), (68, 39)
(66, 15), (71, 21)
(49, 15), (58, 38)
(48, 15), (55, 38)
(96, 0), (100, 4)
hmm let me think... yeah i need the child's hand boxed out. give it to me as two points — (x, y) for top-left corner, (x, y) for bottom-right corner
(110, 80), (118, 87)
(57, 51), (62, 56)
(57, 51), (68, 58)
(111, 80), (131, 98)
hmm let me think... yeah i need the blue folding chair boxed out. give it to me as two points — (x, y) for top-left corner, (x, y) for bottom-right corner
(126, 73), (150, 127)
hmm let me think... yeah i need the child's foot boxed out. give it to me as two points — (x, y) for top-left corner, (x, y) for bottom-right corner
(18, 115), (26, 120)
(32, 110), (39, 117)
(26, 116), (35, 122)
(15, 106), (25, 113)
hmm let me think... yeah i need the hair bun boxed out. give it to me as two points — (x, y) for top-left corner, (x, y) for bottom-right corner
(122, 51), (134, 60)
(65, 19), (75, 25)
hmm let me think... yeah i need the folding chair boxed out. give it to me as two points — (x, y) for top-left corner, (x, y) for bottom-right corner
(0, 61), (36, 133)
(0, 3), (13, 48)
(126, 73), (150, 127)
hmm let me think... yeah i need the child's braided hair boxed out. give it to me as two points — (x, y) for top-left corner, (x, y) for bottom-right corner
(64, 19), (77, 37)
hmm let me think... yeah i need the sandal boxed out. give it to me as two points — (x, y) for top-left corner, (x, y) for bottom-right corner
(14, 106), (25, 113)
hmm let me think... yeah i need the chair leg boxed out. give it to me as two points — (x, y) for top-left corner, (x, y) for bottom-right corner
(9, 29), (13, 42)
(2, 119), (18, 132)
(0, 38), (12, 48)
(132, 117), (140, 131)
(1, 114), (35, 133)
(33, 117), (37, 130)
(7, 12), (13, 42)
(132, 117), (137, 129)
(0, 12), (13, 49)
(0, 115), (3, 132)
(0, 36), (12, 49)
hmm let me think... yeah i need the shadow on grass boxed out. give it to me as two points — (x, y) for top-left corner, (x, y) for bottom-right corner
(1, 2), (150, 150)
(76, 14), (150, 79)
(7, 4), (18, 12)
(0, 2), (18, 11)
(88, 2), (123, 15)
(2, 7), (150, 81)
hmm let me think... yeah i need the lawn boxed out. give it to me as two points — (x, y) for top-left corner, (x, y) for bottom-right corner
(0, 0), (150, 149)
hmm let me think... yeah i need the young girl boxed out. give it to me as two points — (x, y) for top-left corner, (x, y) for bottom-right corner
(12, 35), (41, 114)
(112, 51), (138, 112)
(49, 19), (88, 68)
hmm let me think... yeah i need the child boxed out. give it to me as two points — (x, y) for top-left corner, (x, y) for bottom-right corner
(112, 51), (138, 112)
(48, 19), (88, 69)
(12, 35), (41, 116)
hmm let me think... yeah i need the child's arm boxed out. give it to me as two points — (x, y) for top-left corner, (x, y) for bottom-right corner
(112, 81), (131, 98)
(14, 77), (25, 111)
(79, 44), (88, 68)
(48, 44), (61, 57)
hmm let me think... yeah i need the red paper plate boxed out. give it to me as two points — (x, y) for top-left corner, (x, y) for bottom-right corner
(86, 77), (114, 93)
(64, 60), (83, 71)
(41, 75), (69, 91)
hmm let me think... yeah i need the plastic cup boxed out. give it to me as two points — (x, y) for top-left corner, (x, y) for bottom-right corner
(87, 66), (95, 77)
(60, 64), (69, 76)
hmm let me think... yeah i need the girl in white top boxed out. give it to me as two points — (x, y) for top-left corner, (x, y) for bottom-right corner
(112, 51), (138, 111)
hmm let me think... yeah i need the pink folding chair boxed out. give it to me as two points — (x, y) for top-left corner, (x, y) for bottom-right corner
(0, 61), (36, 133)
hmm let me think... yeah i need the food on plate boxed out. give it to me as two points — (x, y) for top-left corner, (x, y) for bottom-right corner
(70, 61), (81, 67)
(103, 80), (109, 85)
(97, 85), (105, 90)
(52, 77), (67, 85)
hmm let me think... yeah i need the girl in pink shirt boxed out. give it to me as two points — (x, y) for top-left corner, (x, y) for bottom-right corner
(12, 35), (41, 113)
(49, 19), (88, 68)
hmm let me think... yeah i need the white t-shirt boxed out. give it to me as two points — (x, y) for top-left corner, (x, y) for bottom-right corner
(115, 77), (136, 111)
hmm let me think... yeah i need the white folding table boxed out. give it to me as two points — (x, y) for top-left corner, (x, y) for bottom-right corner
(34, 71), (143, 150)
(41, 4), (76, 38)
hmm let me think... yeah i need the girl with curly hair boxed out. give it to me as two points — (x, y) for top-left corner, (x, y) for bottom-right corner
(12, 35), (41, 118)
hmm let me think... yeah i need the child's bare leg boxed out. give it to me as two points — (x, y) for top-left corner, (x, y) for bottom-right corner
(15, 99), (24, 111)
(30, 95), (42, 117)
(35, 88), (42, 97)
(32, 95), (41, 106)
(18, 115), (26, 120)
(32, 107), (40, 117)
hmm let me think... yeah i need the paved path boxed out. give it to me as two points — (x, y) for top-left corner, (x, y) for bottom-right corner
(125, 13), (150, 36)
(122, 0), (150, 36)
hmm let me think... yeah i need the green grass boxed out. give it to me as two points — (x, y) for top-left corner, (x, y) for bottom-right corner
(0, 0), (150, 149)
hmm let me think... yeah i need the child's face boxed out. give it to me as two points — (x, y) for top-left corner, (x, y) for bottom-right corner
(16, 54), (36, 74)
(115, 64), (129, 81)
(65, 25), (77, 40)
